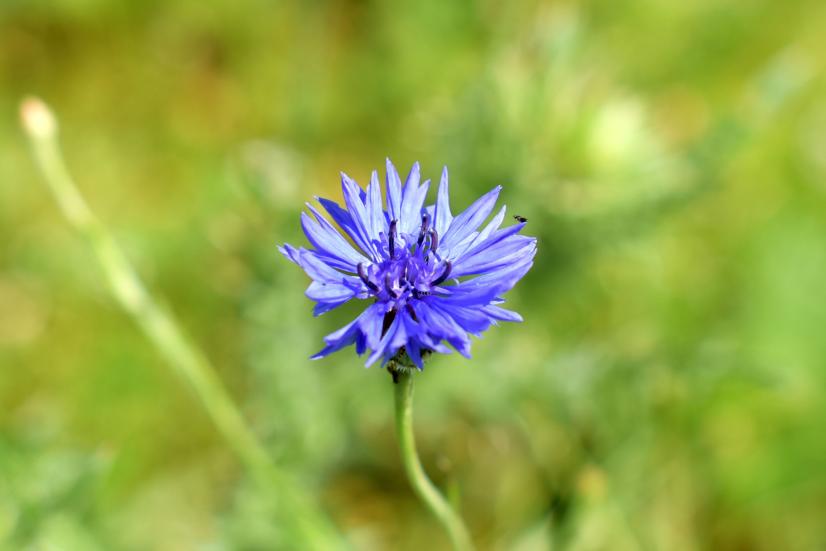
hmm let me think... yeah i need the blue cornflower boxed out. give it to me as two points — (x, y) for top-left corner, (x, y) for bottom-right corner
(280, 160), (536, 370)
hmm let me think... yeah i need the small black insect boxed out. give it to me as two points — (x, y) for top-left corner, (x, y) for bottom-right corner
(513, 215), (528, 223)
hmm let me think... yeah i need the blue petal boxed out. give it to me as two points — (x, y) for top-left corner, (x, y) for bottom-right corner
(431, 302), (492, 337)
(365, 312), (408, 367)
(414, 301), (472, 358)
(317, 197), (374, 257)
(452, 206), (507, 259)
(441, 186), (502, 252)
(443, 231), (479, 260)
(399, 162), (424, 235)
(434, 166), (453, 237)
(405, 304), (452, 354)
(441, 249), (536, 306)
(306, 280), (357, 302)
(313, 299), (352, 317)
(301, 208), (369, 270)
(451, 235), (536, 277)
(310, 310), (366, 359)
(340, 173), (380, 258)
(482, 305), (523, 323)
(365, 170), (385, 245)
(280, 246), (365, 314)
(414, 180), (431, 221)
(296, 248), (364, 287)
(454, 219), (525, 264)
(400, 313), (425, 369)
(386, 158), (403, 223)
(355, 332), (367, 355)
(278, 243), (301, 265)
(280, 247), (364, 315)
(357, 302), (386, 352)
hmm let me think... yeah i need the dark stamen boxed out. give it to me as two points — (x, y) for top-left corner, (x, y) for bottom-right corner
(431, 261), (453, 286)
(381, 310), (396, 337)
(428, 228), (439, 253)
(384, 273), (399, 298)
(357, 263), (379, 292)
(389, 219), (397, 257)
(417, 213), (430, 247)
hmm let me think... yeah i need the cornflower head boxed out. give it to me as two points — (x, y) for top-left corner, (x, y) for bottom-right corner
(280, 160), (536, 372)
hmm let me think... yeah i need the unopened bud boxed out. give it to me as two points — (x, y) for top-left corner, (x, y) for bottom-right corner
(20, 97), (57, 139)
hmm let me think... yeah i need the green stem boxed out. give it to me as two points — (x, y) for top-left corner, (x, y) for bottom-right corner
(393, 371), (474, 551)
(20, 98), (345, 550)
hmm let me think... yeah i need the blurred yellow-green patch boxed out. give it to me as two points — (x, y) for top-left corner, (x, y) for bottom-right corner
(2, 1), (826, 550)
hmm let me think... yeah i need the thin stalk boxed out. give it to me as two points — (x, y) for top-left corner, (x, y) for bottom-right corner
(20, 98), (345, 550)
(393, 371), (474, 551)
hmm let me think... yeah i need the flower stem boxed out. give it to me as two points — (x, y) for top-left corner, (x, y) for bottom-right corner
(20, 97), (346, 550)
(393, 371), (474, 551)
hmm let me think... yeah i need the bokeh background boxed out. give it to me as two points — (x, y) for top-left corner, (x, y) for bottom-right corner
(2, 1), (826, 549)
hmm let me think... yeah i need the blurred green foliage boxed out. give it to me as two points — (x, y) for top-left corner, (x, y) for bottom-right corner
(2, 1), (826, 549)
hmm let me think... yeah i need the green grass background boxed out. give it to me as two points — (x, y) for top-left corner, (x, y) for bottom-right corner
(2, 1), (826, 549)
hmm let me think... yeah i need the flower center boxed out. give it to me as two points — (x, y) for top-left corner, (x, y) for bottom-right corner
(356, 215), (452, 304)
